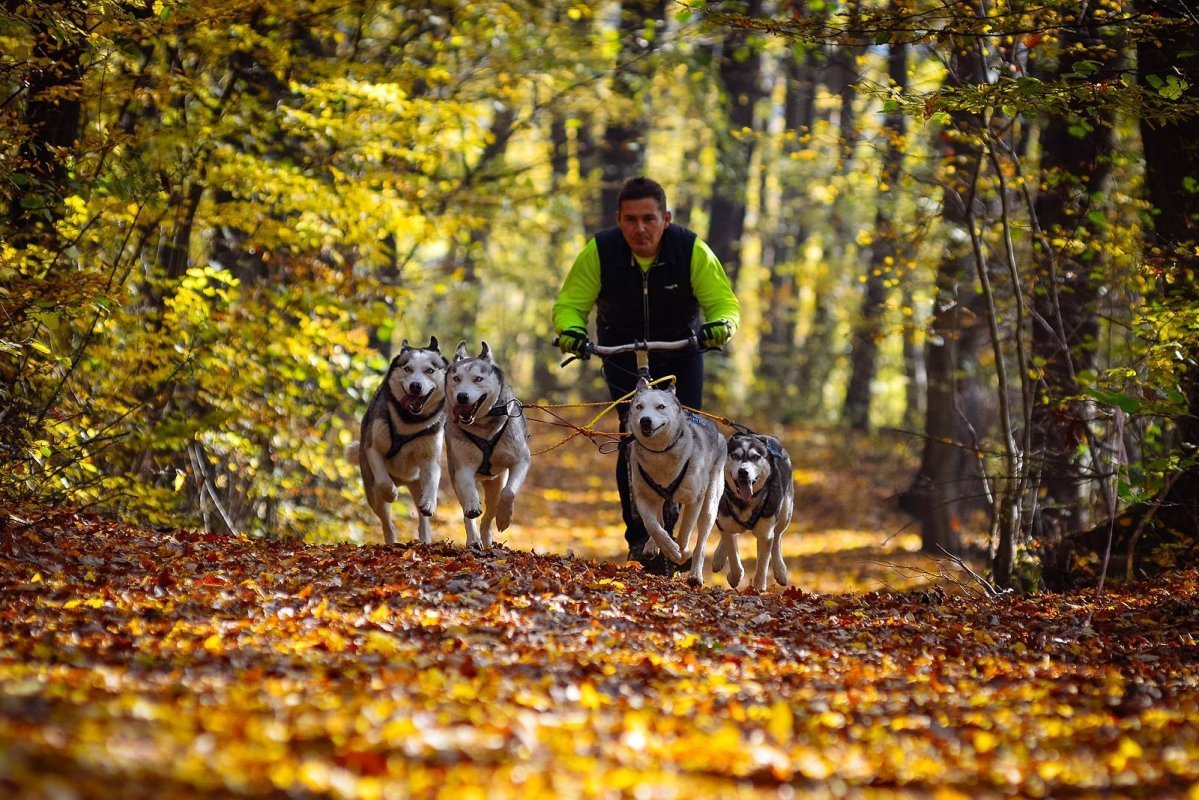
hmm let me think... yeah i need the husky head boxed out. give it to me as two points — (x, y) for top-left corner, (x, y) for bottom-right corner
(725, 433), (773, 502)
(446, 340), (504, 425)
(386, 337), (448, 416)
(629, 377), (684, 445)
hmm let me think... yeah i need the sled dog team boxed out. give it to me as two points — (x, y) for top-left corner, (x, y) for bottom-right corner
(350, 337), (794, 590)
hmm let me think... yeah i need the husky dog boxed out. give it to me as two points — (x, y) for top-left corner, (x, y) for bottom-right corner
(444, 341), (531, 548)
(627, 378), (726, 586)
(712, 432), (794, 590)
(349, 338), (448, 545)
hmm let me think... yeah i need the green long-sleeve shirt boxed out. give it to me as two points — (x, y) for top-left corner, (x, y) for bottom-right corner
(552, 236), (741, 336)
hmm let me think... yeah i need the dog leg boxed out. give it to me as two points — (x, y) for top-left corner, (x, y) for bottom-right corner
(635, 499), (684, 564)
(479, 474), (503, 548)
(687, 490), (721, 587)
(752, 527), (773, 591)
(417, 457), (441, 520)
(367, 485), (399, 546)
(725, 533), (745, 589)
(770, 513), (790, 587)
(712, 535), (728, 572)
(400, 479), (435, 545)
(495, 459), (529, 533)
(674, 503), (702, 559)
(451, 465), (482, 518)
(451, 465), (482, 548)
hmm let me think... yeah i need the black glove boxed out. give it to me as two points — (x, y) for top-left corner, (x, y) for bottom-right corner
(699, 319), (732, 348)
(557, 327), (591, 356)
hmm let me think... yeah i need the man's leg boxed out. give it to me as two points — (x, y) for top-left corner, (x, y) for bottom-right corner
(603, 355), (663, 571)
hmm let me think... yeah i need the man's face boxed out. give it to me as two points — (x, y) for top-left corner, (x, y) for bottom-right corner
(617, 197), (672, 259)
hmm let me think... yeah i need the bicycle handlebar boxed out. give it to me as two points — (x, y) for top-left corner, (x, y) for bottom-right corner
(588, 336), (698, 357)
(550, 334), (702, 363)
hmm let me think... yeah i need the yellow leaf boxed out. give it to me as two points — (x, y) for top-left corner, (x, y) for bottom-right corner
(973, 730), (999, 753)
(579, 681), (602, 710)
(768, 700), (793, 743)
(1109, 736), (1143, 771)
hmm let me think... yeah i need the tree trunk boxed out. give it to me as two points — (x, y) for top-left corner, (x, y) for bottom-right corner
(705, 0), (765, 285)
(902, 42), (990, 557)
(599, 0), (668, 223)
(8, 1), (85, 245)
(843, 31), (906, 431)
(1028, 9), (1119, 542)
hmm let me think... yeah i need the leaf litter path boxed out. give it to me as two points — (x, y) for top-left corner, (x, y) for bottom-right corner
(3, 510), (1199, 799)
(420, 423), (954, 595)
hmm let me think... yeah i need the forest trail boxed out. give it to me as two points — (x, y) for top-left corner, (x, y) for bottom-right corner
(2, 509), (1197, 798)
(395, 420), (968, 595)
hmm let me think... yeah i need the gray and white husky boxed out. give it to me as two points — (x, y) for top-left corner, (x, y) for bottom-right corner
(712, 432), (794, 590)
(444, 341), (531, 548)
(348, 337), (448, 545)
(627, 378), (726, 586)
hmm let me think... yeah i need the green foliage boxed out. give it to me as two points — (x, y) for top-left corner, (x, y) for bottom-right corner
(1, 0), (1196, 562)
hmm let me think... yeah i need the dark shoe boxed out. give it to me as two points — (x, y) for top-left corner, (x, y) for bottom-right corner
(628, 542), (692, 577)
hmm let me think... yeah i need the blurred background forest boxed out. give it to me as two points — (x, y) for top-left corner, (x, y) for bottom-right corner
(1, 0), (1196, 592)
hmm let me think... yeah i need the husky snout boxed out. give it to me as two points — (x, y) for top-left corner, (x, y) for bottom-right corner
(639, 416), (658, 436)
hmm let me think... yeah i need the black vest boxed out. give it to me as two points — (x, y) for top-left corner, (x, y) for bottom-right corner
(594, 224), (700, 345)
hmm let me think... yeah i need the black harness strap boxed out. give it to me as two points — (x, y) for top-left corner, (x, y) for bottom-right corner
(461, 400), (520, 477)
(462, 418), (509, 477)
(638, 459), (691, 533)
(384, 392), (442, 459)
(718, 484), (773, 531)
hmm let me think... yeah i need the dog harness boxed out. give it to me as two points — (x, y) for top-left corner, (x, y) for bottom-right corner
(716, 454), (784, 532)
(717, 484), (773, 531)
(461, 401), (519, 477)
(383, 393), (442, 460)
(637, 460), (691, 533)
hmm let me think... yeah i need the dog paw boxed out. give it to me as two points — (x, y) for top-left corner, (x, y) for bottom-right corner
(728, 570), (743, 589)
(464, 506), (482, 519)
(641, 539), (660, 558)
(686, 572), (703, 588)
(495, 492), (514, 531)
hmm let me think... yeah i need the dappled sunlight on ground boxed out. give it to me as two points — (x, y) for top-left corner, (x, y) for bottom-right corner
(356, 419), (989, 597)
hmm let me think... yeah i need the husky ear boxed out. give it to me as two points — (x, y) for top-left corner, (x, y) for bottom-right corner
(427, 335), (440, 353)
(454, 341), (469, 362)
(400, 338), (411, 351)
(479, 340), (493, 361)
(635, 377), (651, 393)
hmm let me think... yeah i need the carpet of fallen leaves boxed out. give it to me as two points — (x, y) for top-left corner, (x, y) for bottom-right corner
(4, 427), (1199, 798)
(3, 509), (1199, 799)
(361, 423), (961, 595)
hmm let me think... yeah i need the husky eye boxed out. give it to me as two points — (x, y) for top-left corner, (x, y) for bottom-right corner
(403, 366), (413, 374)
(424, 367), (434, 375)
(474, 375), (483, 383)
(451, 375), (460, 384)
(749, 453), (761, 461)
(656, 403), (666, 410)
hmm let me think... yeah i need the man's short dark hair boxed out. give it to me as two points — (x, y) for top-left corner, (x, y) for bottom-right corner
(617, 177), (668, 213)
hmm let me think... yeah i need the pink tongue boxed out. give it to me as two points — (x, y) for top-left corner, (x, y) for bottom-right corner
(737, 480), (754, 502)
(453, 403), (473, 422)
(401, 393), (426, 413)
